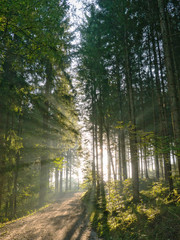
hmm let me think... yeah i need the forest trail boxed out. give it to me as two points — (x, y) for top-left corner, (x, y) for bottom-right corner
(0, 192), (99, 240)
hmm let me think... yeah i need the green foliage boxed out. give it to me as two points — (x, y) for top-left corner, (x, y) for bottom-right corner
(53, 157), (64, 170)
(84, 180), (180, 240)
(6, 130), (23, 152)
(0, 0), (80, 223)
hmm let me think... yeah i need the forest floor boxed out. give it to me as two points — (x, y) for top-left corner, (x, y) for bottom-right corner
(0, 192), (100, 240)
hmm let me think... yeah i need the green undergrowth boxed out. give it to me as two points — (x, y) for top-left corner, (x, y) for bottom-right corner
(82, 179), (180, 240)
(0, 189), (59, 225)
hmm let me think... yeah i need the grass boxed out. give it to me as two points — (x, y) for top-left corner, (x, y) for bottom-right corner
(0, 203), (51, 229)
(82, 179), (180, 240)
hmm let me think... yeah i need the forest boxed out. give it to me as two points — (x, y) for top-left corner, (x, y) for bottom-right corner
(0, 0), (180, 240)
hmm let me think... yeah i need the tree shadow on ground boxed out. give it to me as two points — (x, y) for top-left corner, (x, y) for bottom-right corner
(62, 206), (88, 240)
(91, 183), (109, 240)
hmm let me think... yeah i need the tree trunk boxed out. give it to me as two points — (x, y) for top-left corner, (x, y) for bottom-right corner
(106, 127), (116, 181)
(39, 60), (52, 206)
(13, 152), (20, 217)
(140, 145), (143, 179)
(157, 0), (180, 175)
(13, 114), (22, 217)
(121, 129), (127, 180)
(55, 168), (59, 193)
(154, 144), (160, 180)
(160, 154), (164, 178)
(144, 146), (149, 179)
(69, 151), (72, 191)
(0, 111), (9, 212)
(118, 131), (122, 182)
(65, 154), (69, 192)
(39, 159), (49, 206)
(95, 117), (99, 184)
(124, 40), (139, 202)
(116, 55), (127, 182)
(172, 149), (177, 173)
(92, 123), (96, 188)
(59, 168), (63, 193)
(99, 110), (104, 183)
(151, 27), (173, 191)
(92, 88), (96, 189)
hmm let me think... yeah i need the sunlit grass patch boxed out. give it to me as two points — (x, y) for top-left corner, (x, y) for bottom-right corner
(84, 179), (180, 240)
(145, 207), (160, 221)
(0, 202), (51, 229)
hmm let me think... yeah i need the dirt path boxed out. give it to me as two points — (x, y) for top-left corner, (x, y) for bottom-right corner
(0, 192), (100, 240)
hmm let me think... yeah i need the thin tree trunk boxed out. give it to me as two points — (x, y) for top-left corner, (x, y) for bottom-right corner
(116, 54), (127, 182)
(65, 154), (69, 192)
(13, 113), (22, 217)
(92, 88), (96, 189)
(121, 130), (127, 180)
(118, 131), (122, 182)
(172, 149), (177, 173)
(55, 168), (59, 193)
(95, 118), (99, 184)
(144, 146), (149, 179)
(140, 141), (143, 179)
(59, 168), (63, 193)
(99, 116), (104, 183)
(13, 153), (20, 217)
(106, 127), (116, 181)
(154, 145), (160, 180)
(160, 154), (164, 179)
(69, 151), (72, 191)
(115, 142), (118, 179)
(0, 111), (9, 212)
(92, 123), (96, 188)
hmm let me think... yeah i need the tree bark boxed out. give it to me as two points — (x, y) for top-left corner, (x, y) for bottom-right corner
(59, 168), (63, 193)
(99, 117), (104, 183)
(157, 0), (180, 175)
(39, 60), (52, 206)
(55, 168), (59, 193)
(106, 127), (116, 181)
(69, 150), (72, 191)
(151, 27), (173, 190)
(124, 40), (139, 202)
(116, 55), (127, 181)
(118, 131), (122, 182)
(65, 154), (69, 192)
